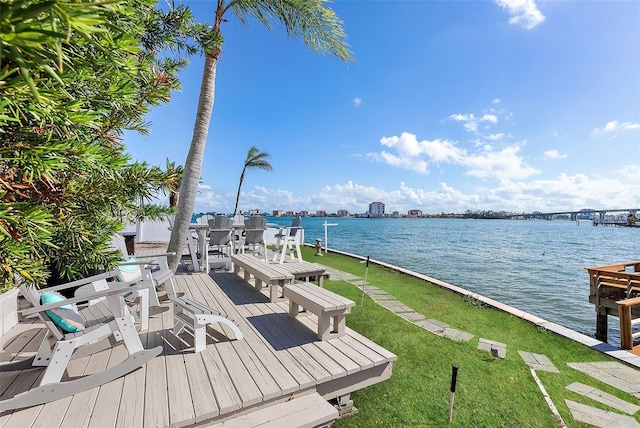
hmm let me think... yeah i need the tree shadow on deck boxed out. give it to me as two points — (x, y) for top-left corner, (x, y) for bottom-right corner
(209, 272), (271, 306)
(246, 312), (317, 351)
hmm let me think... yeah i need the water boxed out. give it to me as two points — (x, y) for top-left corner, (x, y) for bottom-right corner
(267, 216), (640, 346)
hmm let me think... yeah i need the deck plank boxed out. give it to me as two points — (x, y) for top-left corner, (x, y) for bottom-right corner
(87, 346), (125, 428)
(142, 308), (169, 428)
(161, 305), (197, 427)
(58, 349), (110, 428)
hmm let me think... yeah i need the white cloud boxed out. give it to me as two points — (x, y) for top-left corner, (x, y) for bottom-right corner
(450, 111), (500, 133)
(371, 132), (538, 181)
(492, 98), (501, 104)
(593, 120), (640, 134)
(543, 150), (567, 160)
(462, 145), (540, 180)
(480, 114), (498, 124)
(353, 97), (362, 107)
(486, 133), (505, 141)
(495, 0), (546, 30)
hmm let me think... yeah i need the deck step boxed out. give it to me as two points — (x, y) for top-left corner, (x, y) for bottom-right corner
(204, 392), (338, 428)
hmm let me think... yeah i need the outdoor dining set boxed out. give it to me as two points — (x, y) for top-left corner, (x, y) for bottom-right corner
(186, 214), (304, 273)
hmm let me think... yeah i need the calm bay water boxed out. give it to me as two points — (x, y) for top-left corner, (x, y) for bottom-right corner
(268, 216), (640, 345)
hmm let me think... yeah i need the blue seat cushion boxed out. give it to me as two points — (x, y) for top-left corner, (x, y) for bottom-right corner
(40, 291), (85, 333)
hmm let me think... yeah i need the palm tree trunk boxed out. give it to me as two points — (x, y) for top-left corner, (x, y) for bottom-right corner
(233, 169), (246, 216)
(167, 51), (219, 271)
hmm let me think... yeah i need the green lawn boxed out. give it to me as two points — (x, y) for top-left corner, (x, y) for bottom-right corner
(298, 247), (639, 427)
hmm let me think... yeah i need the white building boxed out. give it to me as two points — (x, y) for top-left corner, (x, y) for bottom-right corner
(368, 202), (385, 217)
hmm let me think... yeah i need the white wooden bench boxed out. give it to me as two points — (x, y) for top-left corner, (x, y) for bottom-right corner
(231, 254), (294, 302)
(283, 282), (355, 340)
(172, 296), (243, 353)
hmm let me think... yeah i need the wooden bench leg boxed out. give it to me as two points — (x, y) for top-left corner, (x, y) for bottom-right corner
(255, 278), (263, 291)
(289, 301), (300, 318)
(334, 314), (346, 336)
(318, 313), (332, 341)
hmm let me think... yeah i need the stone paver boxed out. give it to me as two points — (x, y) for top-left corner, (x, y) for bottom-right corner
(370, 294), (395, 300)
(398, 312), (426, 322)
(566, 400), (640, 428)
(478, 338), (507, 358)
(568, 362), (640, 398)
(566, 382), (640, 415)
(361, 288), (388, 295)
(415, 319), (449, 334)
(518, 351), (560, 373)
(378, 301), (414, 313)
(444, 329), (474, 342)
(322, 267), (361, 282)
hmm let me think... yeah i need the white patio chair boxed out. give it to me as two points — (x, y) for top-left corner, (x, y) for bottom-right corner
(208, 215), (232, 258)
(0, 281), (162, 412)
(243, 216), (268, 262)
(272, 216), (303, 264)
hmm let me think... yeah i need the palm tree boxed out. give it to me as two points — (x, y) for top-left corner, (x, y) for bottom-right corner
(233, 146), (273, 216)
(166, 1), (353, 271)
(161, 158), (184, 209)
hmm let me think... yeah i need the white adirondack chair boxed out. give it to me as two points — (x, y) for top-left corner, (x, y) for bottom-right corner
(0, 281), (162, 412)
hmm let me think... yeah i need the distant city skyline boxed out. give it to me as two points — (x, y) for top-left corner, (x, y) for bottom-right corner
(126, 1), (640, 214)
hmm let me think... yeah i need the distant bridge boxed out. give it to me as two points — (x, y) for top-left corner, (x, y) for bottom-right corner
(517, 208), (639, 222)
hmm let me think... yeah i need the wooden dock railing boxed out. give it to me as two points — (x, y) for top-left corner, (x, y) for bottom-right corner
(586, 261), (640, 342)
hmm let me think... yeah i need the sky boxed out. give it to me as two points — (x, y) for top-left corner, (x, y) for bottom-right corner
(124, 0), (640, 215)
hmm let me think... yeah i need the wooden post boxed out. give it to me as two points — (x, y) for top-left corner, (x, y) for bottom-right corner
(616, 297), (640, 350)
(619, 302), (632, 350)
(595, 306), (608, 342)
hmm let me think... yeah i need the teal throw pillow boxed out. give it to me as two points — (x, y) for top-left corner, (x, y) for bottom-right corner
(40, 291), (85, 333)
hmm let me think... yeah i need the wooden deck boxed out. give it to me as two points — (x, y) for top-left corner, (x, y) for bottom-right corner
(0, 271), (396, 427)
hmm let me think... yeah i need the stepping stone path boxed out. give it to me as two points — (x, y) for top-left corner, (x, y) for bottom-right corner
(478, 338), (507, 358)
(518, 351), (560, 373)
(343, 277), (473, 342)
(566, 382), (640, 415)
(568, 362), (640, 398)
(565, 400), (640, 428)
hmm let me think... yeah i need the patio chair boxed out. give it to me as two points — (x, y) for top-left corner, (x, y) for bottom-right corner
(0, 281), (162, 412)
(243, 215), (268, 262)
(110, 235), (243, 353)
(272, 216), (303, 264)
(208, 215), (232, 258)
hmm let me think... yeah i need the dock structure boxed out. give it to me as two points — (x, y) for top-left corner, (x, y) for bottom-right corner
(0, 271), (396, 427)
(586, 261), (640, 352)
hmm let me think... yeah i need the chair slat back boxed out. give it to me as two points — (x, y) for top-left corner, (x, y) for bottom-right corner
(18, 285), (65, 340)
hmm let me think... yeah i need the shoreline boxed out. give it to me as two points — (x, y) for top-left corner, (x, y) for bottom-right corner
(310, 244), (640, 369)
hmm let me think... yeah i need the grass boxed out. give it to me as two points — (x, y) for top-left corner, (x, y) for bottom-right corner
(298, 246), (640, 427)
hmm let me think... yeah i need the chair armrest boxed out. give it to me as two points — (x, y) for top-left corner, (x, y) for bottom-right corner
(43, 270), (120, 293)
(133, 252), (176, 259)
(21, 281), (153, 316)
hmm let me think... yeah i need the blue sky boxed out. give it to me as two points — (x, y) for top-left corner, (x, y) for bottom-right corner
(125, 0), (640, 215)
